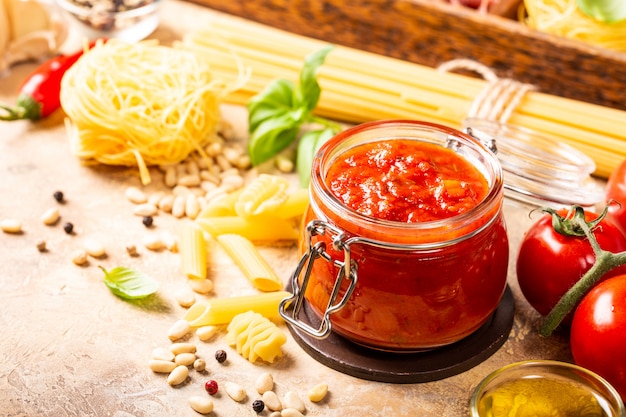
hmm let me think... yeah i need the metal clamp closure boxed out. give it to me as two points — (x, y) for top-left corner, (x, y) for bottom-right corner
(279, 219), (358, 339)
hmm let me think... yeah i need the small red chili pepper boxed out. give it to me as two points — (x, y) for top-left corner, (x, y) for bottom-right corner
(0, 40), (102, 122)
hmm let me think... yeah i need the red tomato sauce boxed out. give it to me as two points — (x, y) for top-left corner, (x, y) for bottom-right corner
(302, 134), (508, 350)
(326, 140), (489, 222)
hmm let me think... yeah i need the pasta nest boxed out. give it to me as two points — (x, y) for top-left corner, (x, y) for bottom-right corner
(60, 39), (246, 184)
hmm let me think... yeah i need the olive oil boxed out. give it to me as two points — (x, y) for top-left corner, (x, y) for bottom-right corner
(477, 377), (610, 417)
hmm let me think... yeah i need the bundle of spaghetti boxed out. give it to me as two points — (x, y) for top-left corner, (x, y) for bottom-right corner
(178, 18), (626, 178)
(523, 0), (626, 53)
(60, 39), (247, 184)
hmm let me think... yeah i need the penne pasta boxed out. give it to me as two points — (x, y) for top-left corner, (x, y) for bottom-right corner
(179, 222), (209, 280)
(183, 291), (291, 326)
(196, 216), (299, 242)
(217, 234), (284, 292)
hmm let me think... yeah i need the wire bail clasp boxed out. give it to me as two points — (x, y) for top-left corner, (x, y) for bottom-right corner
(279, 219), (358, 339)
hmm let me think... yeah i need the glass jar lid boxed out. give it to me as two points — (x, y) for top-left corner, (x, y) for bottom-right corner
(462, 118), (605, 208)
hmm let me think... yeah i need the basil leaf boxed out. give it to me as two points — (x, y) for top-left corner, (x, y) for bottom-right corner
(248, 111), (303, 166)
(100, 266), (160, 300)
(576, 0), (626, 23)
(247, 79), (298, 132)
(297, 127), (337, 187)
(297, 45), (335, 113)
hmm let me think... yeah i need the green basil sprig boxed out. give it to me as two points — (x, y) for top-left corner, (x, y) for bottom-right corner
(100, 266), (160, 300)
(246, 45), (342, 187)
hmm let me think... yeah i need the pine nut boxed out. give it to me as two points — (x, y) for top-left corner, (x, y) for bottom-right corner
(167, 319), (191, 341)
(215, 154), (232, 171)
(163, 233), (178, 253)
(158, 194), (175, 213)
(185, 195), (200, 219)
(40, 207), (60, 225)
(178, 174), (201, 187)
(133, 203), (158, 217)
(174, 352), (196, 366)
(222, 146), (241, 165)
(281, 408), (305, 417)
(143, 235), (164, 251)
(151, 347), (175, 361)
(71, 249), (88, 266)
(275, 155), (294, 173)
(283, 391), (305, 413)
(307, 383), (328, 402)
(205, 142), (223, 157)
(188, 278), (213, 294)
(1, 219), (22, 234)
(255, 372), (274, 394)
(149, 359), (177, 373)
(164, 166), (177, 188)
(186, 160), (200, 177)
(172, 185), (191, 196)
(221, 174), (245, 190)
(268, 412), (281, 417)
(262, 391), (282, 411)
(224, 381), (247, 402)
(167, 365), (189, 386)
(84, 238), (106, 258)
(193, 358), (206, 372)
(189, 396), (213, 414)
(148, 191), (166, 206)
(196, 325), (217, 341)
(174, 288), (196, 308)
(234, 154), (251, 170)
(170, 342), (196, 355)
(200, 181), (218, 194)
(172, 195), (186, 218)
(200, 170), (220, 184)
(125, 186), (147, 204)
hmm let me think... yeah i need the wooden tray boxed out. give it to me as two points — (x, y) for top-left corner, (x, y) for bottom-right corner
(187, 0), (626, 111)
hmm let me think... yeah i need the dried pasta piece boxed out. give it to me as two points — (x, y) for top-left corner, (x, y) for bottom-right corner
(179, 222), (209, 280)
(273, 188), (309, 219)
(183, 291), (290, 326)
(196, 216), (298, 242)
(226, 310), (287, 363)
(217, 234), (283, 292)
(235, 174), (290, 218)
(197, 190), (242, 218)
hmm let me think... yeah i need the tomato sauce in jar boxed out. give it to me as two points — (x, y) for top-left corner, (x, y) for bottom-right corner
(293, 120), (509, 351)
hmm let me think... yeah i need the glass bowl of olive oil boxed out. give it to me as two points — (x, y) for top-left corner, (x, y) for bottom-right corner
(470, 360), (625, 417)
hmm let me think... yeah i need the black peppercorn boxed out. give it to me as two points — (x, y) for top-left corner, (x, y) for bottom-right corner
(142, 216), (153, 227)
(214, 349), (227, 363)
(252, 399), (265, 413)
(63, 222), (74, 234)
(53, 191), (64, 203)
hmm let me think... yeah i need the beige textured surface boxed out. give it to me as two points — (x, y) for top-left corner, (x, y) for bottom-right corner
(0, 2), (572, 416)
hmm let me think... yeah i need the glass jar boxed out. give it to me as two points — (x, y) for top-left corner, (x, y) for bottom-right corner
(470, 360), (625, 417)
(280, 120), (509, 351)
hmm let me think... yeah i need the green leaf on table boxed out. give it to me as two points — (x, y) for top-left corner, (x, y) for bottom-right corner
(297, 127), (338, 187)
(100, 266), (160, 300)
(576, 0), (626, 23)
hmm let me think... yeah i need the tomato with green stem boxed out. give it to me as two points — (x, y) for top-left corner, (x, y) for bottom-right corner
(570, 275), (626, 401)
(516, 206), (626, 332)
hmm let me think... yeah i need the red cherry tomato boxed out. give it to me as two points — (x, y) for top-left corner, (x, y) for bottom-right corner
(516, 209), (626, 321)
(606, 159), (626, 236)
(570, 275), (626, 401)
